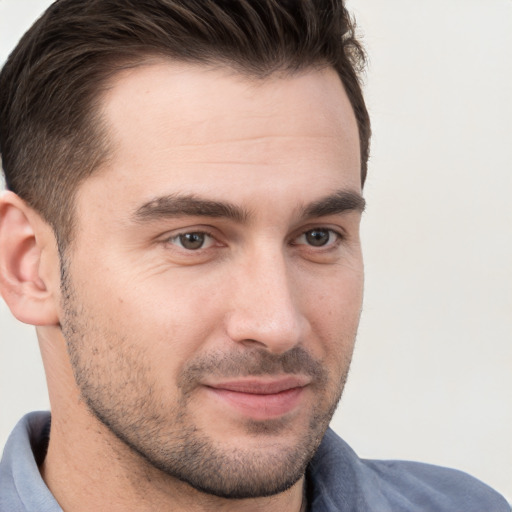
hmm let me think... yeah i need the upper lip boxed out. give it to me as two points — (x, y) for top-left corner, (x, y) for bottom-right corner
(204, 376), (311, 395)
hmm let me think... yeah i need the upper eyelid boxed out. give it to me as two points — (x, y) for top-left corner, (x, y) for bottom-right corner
(293, 226), (346, 239)
(168, 228), (215, 238)
(160, 226), (219, 240)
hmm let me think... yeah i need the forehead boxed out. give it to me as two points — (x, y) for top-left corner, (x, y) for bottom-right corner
(102, 61), (357, 135)
(79, 61), (361, 218)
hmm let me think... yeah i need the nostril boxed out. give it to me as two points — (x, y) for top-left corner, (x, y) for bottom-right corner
(238, 338), (268, 350)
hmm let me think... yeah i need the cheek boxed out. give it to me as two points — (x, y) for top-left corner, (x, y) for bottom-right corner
(90, 272), (230, 377)
(302, 267), (363, 357)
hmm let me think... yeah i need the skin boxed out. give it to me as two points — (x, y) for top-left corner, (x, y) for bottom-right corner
(0, 62), (363, 511)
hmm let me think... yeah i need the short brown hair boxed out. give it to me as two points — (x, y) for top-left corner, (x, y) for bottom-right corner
(0, 0), (370, 247)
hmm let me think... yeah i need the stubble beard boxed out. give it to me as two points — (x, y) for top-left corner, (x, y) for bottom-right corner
(59, 260), (354, 499)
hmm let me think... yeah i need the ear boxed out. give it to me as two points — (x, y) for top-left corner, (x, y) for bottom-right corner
(0, 191), (60, 326)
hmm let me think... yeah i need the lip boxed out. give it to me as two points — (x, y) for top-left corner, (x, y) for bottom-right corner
(204, 376), (310, 420)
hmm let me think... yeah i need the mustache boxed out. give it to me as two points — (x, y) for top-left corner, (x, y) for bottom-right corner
(178, 346), (328, 393)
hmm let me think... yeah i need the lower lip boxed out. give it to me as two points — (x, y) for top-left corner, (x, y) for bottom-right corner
(207, 387), (304, 420)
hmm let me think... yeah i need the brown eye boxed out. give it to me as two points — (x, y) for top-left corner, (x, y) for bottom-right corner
(172, 232), (211, 250)
(304, 229), (331, 247)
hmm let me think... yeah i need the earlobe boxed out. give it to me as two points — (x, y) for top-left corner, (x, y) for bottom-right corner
(0, 191), (60, 326)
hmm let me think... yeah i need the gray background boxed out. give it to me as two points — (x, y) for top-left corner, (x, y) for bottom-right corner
(1, 0), (511, 501)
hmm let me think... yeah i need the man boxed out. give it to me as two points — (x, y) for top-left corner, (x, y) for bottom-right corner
(0, 1), (509, 511)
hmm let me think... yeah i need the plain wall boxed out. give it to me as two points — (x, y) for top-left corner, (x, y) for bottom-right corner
(1, 0), (511, 501)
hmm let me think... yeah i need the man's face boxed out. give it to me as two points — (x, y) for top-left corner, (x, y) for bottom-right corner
(60, 62), (364, 498)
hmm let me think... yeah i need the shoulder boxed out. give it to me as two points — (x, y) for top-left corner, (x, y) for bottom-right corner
(1, 412), (59, 512)
(307, 429), (510, 512)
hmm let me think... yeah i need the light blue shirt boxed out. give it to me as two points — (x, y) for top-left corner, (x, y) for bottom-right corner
(1, 412), (510, 511)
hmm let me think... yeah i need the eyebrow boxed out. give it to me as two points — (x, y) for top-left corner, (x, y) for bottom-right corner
(133, 190), (365, 224)
(302, 190), (365, 218)
(134, 194), (248, 223)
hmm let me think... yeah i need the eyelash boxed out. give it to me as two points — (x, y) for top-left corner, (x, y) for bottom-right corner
(165, 227), (344, 252)
(292, 227), (343, 249)
(167, 230), (218, 251)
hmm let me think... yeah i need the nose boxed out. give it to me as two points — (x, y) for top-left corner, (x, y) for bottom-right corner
(224, 249), (307, 354)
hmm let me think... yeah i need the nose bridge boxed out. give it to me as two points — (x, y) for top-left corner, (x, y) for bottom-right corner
(225, 244), (304, 353)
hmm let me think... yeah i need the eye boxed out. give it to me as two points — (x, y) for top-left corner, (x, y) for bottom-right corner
(294, 228), (340, 248)
(168, 232), (214, 250)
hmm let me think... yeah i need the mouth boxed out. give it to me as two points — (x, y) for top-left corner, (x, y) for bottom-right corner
(203, 376), (310, 420)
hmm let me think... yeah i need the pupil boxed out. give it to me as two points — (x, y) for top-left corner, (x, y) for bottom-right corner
(180, 233), (204, 250)
(306, 229), (329, 247)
